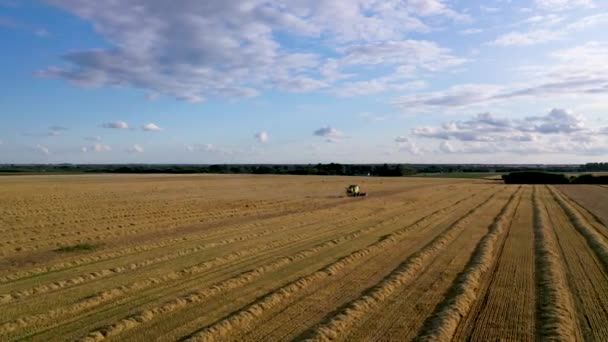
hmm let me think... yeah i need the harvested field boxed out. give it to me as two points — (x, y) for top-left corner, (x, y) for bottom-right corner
(556, 185), (608, 226)
(1, 174), (607, 341)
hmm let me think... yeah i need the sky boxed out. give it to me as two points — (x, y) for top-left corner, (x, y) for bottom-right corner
(1, 0), (607, 164)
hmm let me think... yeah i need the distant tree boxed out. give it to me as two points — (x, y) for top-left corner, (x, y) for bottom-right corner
(571, 174), (608, 184)
(502, 171), (570, 184)
(252, 166), (272, 174)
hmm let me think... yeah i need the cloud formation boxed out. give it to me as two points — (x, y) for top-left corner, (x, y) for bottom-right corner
(185, 143), (234, 156)
(534, 0), (595, 11)
(394, 42), (608, 111)
(128, 144), (144, 153)
(101, 121), (129, 129)
(82, 143), (111, 152)
(489, 29), (562, 46)
(411, 109), (608, 155)
(395, 136), (421, 154)
(35, 144), (49, 155)
(0, 15), (51, 37)
(254, 131), (268, 143)
(142, 123), (163, 131)
(314, 126), (345, 143)
(489, 13), (608, 47)
(49, 126), (68, 135)
(524, 109), (585, 134)
(412, 109), (588, 141)
(41, 0), (466, 102)
(439, 141), (456, 153)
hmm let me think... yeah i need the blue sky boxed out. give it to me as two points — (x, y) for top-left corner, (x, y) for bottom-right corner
(1, 0), (607, 164)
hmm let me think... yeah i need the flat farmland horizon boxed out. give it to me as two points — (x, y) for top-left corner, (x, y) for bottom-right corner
(1, 174), (607, 341)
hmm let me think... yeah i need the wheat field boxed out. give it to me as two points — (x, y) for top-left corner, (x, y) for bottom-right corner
(1, 174), (607, 341)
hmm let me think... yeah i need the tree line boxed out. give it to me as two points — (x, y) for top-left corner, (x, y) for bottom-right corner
(503, 171), (608, 184)
(1, 162), (607, 177)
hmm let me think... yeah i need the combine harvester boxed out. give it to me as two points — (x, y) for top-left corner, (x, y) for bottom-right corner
(346, 184), (367, 197)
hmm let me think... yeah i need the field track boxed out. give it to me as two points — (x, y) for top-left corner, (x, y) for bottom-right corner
(1, 175), (607, 341)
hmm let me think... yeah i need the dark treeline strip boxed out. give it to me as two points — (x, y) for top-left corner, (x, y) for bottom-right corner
(503, 172), (608, 185)
(571, 174), (608, 184)
(0, 162), (606, 177)
(0, 163), (414, 177)
(97, 163), (415, 177)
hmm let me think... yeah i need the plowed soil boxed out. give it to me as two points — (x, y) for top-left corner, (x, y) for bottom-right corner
(0, 174), (607, 341)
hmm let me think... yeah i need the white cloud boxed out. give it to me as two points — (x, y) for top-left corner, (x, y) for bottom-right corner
(93, 143), (111, 152)
(48, 130), (62, 136)
(395, 136), (421, 154)
(412, 109), (589, 142)
(185, 143), (231, 154)
(489, 29), (562, 46)
(460, 28), (483, 35)
(338, 40), (466, 70)
(439, 141), (456, 153)
(321, 41), (464, 97)
(550, 41), (608, 66)
(35, 144), (50, 155)
(567, 13), (608, 31)
(40, 1), (466, 101)
(394, 84), (503, 110)
(333, 79), (427, 97)
(254, 131), (269, 143)
(101, 121), (129, 129)
(333, 79), (390, 97)
(480, 6), (501, 13)
(490, 13), (608, 47)
(128, 144), (144, 153)
(81, 143), (111, 152)
(85, 136), (102, 141)
(142, 122), (163, 131)
(412, 109), (608, 155)
(203, 144), (217, 152)
(22, 127), (68, 137)
(435, 138), (608, 156)
(534, 0), (595, 11)
(524, 109), (585, 133)
(394, 42), (608, 111)
(359, 113), (392, 122)
(521, 14), (564, 26)
(46, 126), (68, 136)
(0, 16), (51, 37)
(405, 0), (469, 20)
(314, 126), (345, 143)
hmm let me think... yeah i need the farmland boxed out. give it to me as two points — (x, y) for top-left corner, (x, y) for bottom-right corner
(1, 174), (607, 341)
